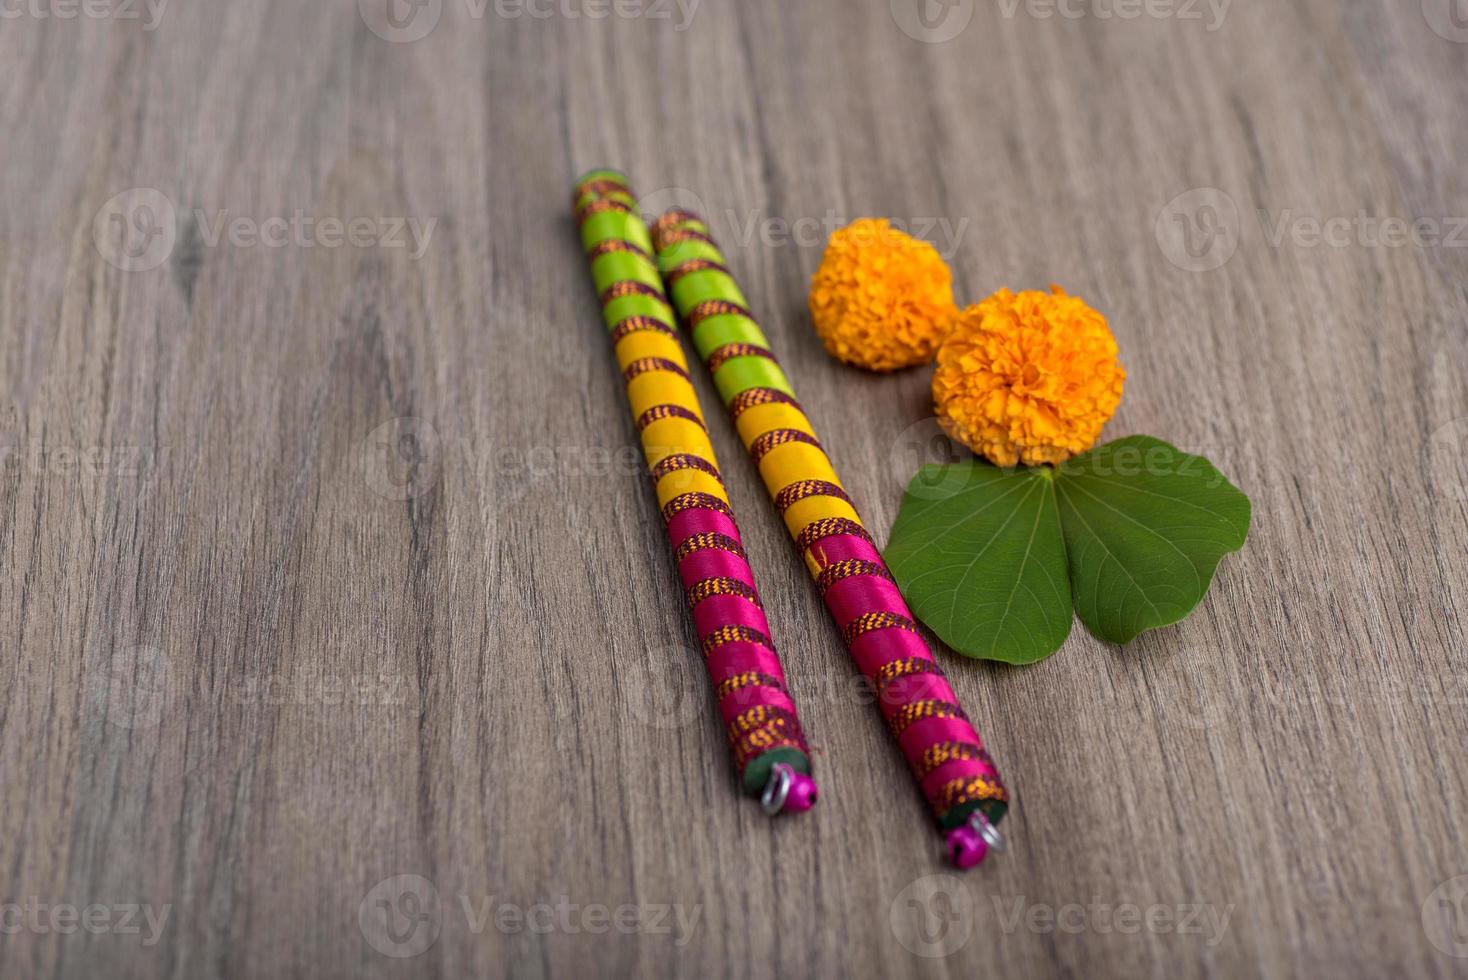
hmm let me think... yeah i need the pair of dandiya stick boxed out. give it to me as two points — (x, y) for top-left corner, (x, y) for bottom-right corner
(572, 169), (1008, 868)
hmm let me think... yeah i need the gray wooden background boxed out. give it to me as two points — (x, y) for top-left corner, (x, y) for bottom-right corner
(2, 0), (1466, 977)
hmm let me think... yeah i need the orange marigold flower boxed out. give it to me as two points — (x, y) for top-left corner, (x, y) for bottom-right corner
(808, 218), (958, 372)
(934, 287), (1125, 467)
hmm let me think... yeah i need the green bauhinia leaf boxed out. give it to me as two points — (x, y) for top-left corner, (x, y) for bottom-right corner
(885, 462), (1072, 665)
(1055, 436), (1252, 644)
(885, 435), (1252, 664)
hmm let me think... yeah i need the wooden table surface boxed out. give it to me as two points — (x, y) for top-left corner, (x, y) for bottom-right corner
(3, 0), (1466, 977)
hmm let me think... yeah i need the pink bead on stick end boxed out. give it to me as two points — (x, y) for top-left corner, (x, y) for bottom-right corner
(946, 825), (990, 869)
(760, 763), (817, 815)
(946, 811), (1006, 869)
(782, 772), (818, 813)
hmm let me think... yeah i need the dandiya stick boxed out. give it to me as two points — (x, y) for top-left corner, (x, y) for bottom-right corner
(572, 170), (817, 814)
(652, 208), (1008, 867)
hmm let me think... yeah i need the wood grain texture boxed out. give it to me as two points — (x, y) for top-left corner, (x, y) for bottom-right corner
(2, 0), (1465, 977)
